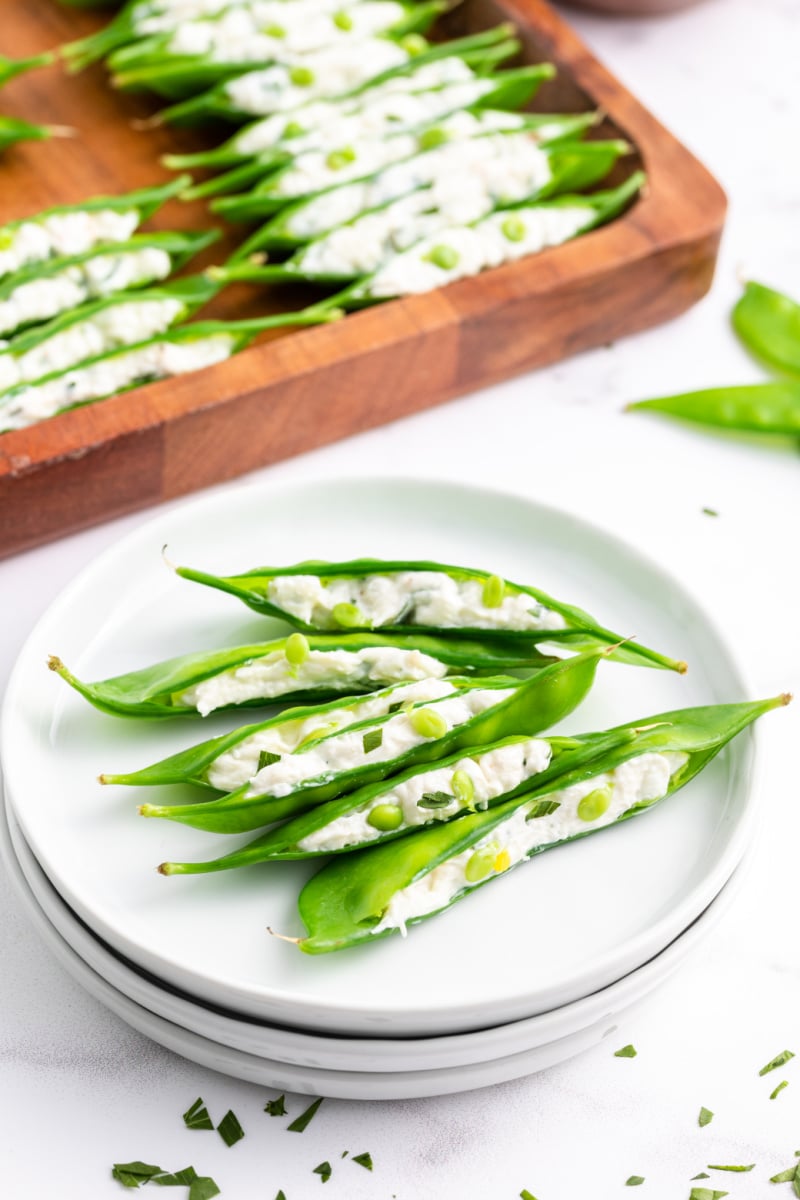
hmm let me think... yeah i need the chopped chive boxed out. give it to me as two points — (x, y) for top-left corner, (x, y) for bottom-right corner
(216, 1109), (245, 1147)
(112, 1161), (163, 1187)
(771, 1080), (789, 1100)
(275, 1193), (287, 1200)
(526, 799), (560, 820)
(264, 1094), (287, 1116)
(362, 728), (383, 754)
(288, 1097), (323, 1132)
(520, 1191), (539, 1200)
(707, 1164), (755, 1172)
(689, 1190), (728, 1200)
(417, 791), (454, 810)
(698, 1107), (714, 1127)
(183, 1098), (214, 1131)
(257, 750), (281, 771)
(691, 1174), (710, 1180)
(626, 1178), (644, 1186)
(702, 507), (719, 517)
(353, 1152), (373, 1171)
(387, 701), (403, 713)
(770, 1168), (796, 1183)
(615, 1044), (637, 1058)
(759, 1049), (795, 1076)
(313, 1161), (332, 1183)
(152, 1165), (198, 1185)
(341, 1151), (349, 1158)
(188, 1179), (220, 1200)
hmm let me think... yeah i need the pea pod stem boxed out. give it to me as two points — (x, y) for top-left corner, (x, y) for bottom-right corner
(732, 280), (800, 377)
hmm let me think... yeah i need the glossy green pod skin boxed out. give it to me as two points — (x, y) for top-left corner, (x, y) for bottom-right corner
(155, 27), (520, 127)
(110, 3), (445, 99)
(0, 117), (55, 153)
(628, 382), (800, 437)
(0, 54), (54, 88)
(100, 675), (501, 789)
(143, 650), (603, 832)
(176, 539), (679, 673)
(732, 280), (800, 377)
(50, 633), (556, 720)
(295, 695), (790, 953)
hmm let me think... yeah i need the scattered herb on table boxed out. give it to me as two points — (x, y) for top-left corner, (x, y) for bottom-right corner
(353, 1152), (373, 1171)
(691, 1174), (710, 1180)
(702, 508), (719, 518)
(707, 1163), (755, 1172)
(760, 1050), (795, 1076)
(626, 1177), (645, 1186)
(689, 1190), (728, 1200)
(111, 1162), (218, 1196)
(274, 1192), (287, 1200)
(770, 1167), (796, 1182)
(152, 1166), (198, 1185)
(520, 1191), (539, 1200)
(615, 1044), (638, 1058)
(264, 1094), (287, 1117)
(771, 1080), (790, 1100)
(112, 1161), (164, 1187)
(288, 1097), (324, 1132)
(188, 1180), (220, 1200)
(313, 1162), (332, 1183)
(216, 1110), (244, 1148)
(183, 1098), (214, 1131)
(698, 1107), (714, 1127)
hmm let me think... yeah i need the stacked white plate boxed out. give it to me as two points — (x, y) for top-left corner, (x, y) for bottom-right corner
(0, 479), (760, 1100)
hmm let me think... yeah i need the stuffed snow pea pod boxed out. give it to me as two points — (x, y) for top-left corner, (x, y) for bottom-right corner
(177, 542), (679, 672)
(0, 274), (218, 400)
(143, 650), (603, 832)
(0, 54), (54, 88)
(732, 280), (800, 377)
(0, 176), (189, 284)
(0, 117), (73, 155)
(293, 695), (789, 952)
(50, 632), (555, 719)
(0, 228), (217, 340)
(0, 309), (337, 433)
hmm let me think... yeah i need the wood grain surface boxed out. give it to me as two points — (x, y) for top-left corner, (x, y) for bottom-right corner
(0, 0), (726, 557)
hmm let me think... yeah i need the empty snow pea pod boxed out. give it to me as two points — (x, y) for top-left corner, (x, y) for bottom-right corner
(110, 2), (445, 99)
(0, 308), (338, 433)
(0, 175), (190, 284)
(0, 116), (74, 155)
(628, 382), (800, 438)
(143, 649), (603, 832)
(49, 632), (555, 720)
(732, 280), (800, 377)
(0, 54), (54, 88)
(294, 694), (790, 952)
(0, 227), (217, 340)
(101, 676), (482, 790)
(0, 273), (219, 400)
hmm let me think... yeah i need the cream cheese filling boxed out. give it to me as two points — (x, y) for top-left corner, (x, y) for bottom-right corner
(0, 209), (140, 281)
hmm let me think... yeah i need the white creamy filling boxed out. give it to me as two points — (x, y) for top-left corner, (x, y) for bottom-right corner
(272, 132), (419, 198)
(365, 204), (592, 298)
(0, 209), (139, 281)
(168, 2), (405, 62)
(299, 737), (552, 852)
(0, 247), (173, 338)
(245, 686), (515, 797)
(206, 677), (458, 791)
(285, 120), (537, 238)
(138, 0), (356, 34)
(223, 40), (408, 114)
(180, 647), (451, 718)
(0, 298), (183, 395)
(266, 571), (566, 632)
(0, 334), (233, 433)
(372, 751), (689, 934)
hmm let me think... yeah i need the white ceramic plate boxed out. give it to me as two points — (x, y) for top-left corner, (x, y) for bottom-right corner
(4, 789), (742, 1076)
(1, 477), (755, 1036)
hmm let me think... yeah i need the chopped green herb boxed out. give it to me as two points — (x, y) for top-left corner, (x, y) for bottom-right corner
(526, 799), (560, 820)
(264, 1094), (287, 1117)
(152, 1166), (198, 1186)
(691, 1174), (710, 1180)
(418, 126), (449, 150)
(257, 750), (281, 771)
(520, 1191), (538, 1200)
(362, 729), (383, 754)
(183, 1098), (214, 1131)
(771, 1080), (790, 1100)
(698, 1107), (714, 1127)
(702, 507), (719, 517)
(626, 1178), (645, 1186)
(188, 1179), (220, 1200)
(707, 1164), (755, 1172)
(387, 701), (403, 714)
(288, 1097), (324, 1132)
(760, 1049), (795, 1076)
(275, 1193), (287, 1200)
(341, 1151), (349, 1158)
(326, 146), (356, 171)
(423, 244), (460, 271)
(217, 1109), (245, 1147)
(689, 1190), (728, 1200)
(112, 1161), (164, 1187)
(615, 1044), (637, 1058)
(417, 791), (454, 810)
(770, 1168), (796, 1183)
(353, 1152), (373, 1171)
(313, 1161), (332, 1183)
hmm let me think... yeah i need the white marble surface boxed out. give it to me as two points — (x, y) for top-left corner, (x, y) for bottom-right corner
(1, 0), (799, 1195)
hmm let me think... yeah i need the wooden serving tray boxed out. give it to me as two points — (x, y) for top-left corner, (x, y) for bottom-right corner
(0, 0), (725, 558)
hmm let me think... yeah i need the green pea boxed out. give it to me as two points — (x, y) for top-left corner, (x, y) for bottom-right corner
(289, 65), (315, 86)
(283, 120), (305, 139)
(326, 146), (357, 170)
(0, 230), (13, 250)
(418, 126), (448, 151)
(409, 707), (448, 739)
(285, 632), (310, 667)
(333, 9), (353, 29)
(264, 23), (286, 37)
(399, 32), (427, 55)
(482, 574), (505, 608)
(501, 216), (526, 243)
(451, 769), (475, 809)
(465, 846), (496, 883)
(423, 244), (460, 271)
(367, 803), (403, 832)
(331, 601), (363, 627)
(577, 785), (613, 823)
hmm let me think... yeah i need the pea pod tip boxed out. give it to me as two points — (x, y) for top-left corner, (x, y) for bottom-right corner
(267, 926), (301, 946)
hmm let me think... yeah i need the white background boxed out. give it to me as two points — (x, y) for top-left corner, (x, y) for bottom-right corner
(1, 0), (799, 1196)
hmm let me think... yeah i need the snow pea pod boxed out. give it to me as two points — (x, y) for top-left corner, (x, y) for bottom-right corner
(0, 227), (217, 339)
(176, 549), (680, 672)
(143, 649), (603, 832)
(0, 176), (190, 284)
(0, 54), (54, 88)
(101, 676), (489, 790)
(628, 382), (800, 437)
(732, 280), (800, 377)
(0, 308), (338, 433)
(0, 273), (219, 400)
(155, 26), (519, 127)
(294, 694), (790, 953)
(0, 117), (72, 155)
(50, 632), (554, 719)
